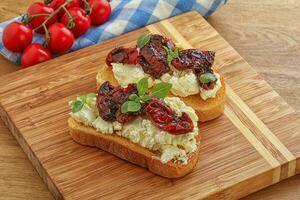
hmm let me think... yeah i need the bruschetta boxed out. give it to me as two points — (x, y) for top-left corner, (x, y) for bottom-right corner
(68, 78), (201, 178)
(96, 34), (225, 122)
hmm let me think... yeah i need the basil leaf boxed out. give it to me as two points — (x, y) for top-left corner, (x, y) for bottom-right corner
(163, 46), (181, 65)
(137, 34), (151, 48)
(78, 95), (86, 103)
(152, 82), (172, 98)
(129, 94), (140, 102)
(71, 100), (84, 113)
(121, 101), (141, 113)
(199, 73), (217, 84)
(140, 95), (151, 102)
(137, 77), (148, 96)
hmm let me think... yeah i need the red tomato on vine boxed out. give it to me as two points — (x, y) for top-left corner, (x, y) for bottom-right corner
(61, 7), (91, 37)
(2, 22), (33, 52)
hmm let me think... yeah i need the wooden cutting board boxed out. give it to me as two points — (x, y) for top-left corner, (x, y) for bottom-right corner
(0, 11), (299, 200)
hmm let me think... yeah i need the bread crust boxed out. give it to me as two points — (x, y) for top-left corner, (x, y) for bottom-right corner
(68, 117), (201, 178)
(96, 66), (226, 122)
(180, 77), (226, 122)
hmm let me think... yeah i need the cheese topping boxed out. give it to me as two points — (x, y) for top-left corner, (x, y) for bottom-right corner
(160, 71), (199, 97)
(199, 73), (222, 100)
(70, 96), (199, 165)
(111, 63), (154, 87)
(69, 97), (99, 126)
(106, 63), (221, 99)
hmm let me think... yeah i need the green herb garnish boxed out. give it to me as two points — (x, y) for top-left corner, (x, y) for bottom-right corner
(129, 93), (140, 102)
(121, 101), (141, 113)
(163, 46), (182, 65)
(137, 77), (148, 96)
(71, 100), (84, 113)
(152, 82), (172, 98)
(137, 34), (151, 48)
(70, 93), (96, 113)
(199, 73), (217, 84)
(140, 95), (151, 102)
(121, 78), (172, 114)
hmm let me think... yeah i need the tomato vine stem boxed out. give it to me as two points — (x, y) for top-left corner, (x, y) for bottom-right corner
(43, 24), (50, 48)
(33, 0), (73, 33)
(33, 0), (74, 47)
(82, 0), (92, 15)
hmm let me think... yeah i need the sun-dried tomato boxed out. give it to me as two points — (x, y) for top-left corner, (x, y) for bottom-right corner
(171, 49), (217, 89)
(139, 34), (174, 79)
(97, 81), (118, 121)
(106, 47), (139, 66)
(97, 82), (138, 122)
(172, 49), (215, 71)
(116, 112), (138, 124)
(199, 81), (217, 90)
(144, 99), (194, 135)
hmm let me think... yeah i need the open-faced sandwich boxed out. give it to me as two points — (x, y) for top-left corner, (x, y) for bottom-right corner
(68, 78), (200, 178)
(96, 34), (225, 122)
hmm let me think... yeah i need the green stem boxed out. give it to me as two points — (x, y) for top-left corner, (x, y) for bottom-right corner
(62, 6), (72, 19)
(43, 24), (50, 48)
(22, 13), (49, 25)
(44, 0), (53, 4)
(33, 0), (73, 32)
(63, 6), (75, 29)
(82, 0), (92, 15)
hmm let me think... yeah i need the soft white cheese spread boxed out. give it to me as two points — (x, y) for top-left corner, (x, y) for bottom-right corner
(70, 95), (199, 165)
(160, 71), (199, 97)
(106, 63), (221, 99)
(69, 96), (97, 126)
(111, 63), (154, 87)
(199, 73), (222, 100)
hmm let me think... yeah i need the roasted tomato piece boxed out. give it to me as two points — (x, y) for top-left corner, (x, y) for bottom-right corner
(106, 47), (139, 66)
(97, 95), (118, 121)
(111, 84), (137, 104)
(139, 34), (175, 79)
(193, 50), (215, 74)
(144, 99), (194, 135)
(98, 81), (114, 95)
(172, 49), (217, 90)
(97, 81), (117, 121)
(123, 83), (138, 94)
(149, 34), (175, 49)
(172, 49), (215, 71)
(116, 112), (138, 124)
(199, 81), (217, 90)
(97, 81), (138, 123)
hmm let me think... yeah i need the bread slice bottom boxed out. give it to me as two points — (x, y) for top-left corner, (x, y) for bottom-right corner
(68, 117), (201, 178)
(96, 66), (226, 122)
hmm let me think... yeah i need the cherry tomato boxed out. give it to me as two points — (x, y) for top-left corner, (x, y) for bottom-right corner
(88, 0), (111, 26)
(49, 0), (82, 18)
(79, 0), (85, 8)
(2, 22), (33, 52)
(27, 2), (57, 34)
(21, 44), (52, 68)
(61, 7), (91, 38)
(47, 23), (75, 54)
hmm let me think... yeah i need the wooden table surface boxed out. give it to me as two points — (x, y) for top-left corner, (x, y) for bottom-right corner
(0, 0), (299, 199)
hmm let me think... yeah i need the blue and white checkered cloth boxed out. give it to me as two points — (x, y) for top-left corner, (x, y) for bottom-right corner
(0, 0), (226, 64)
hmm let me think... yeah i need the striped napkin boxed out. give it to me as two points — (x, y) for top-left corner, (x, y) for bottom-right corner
(0, 0), (226, 64)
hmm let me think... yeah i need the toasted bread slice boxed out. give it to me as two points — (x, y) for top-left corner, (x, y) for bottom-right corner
(96, 66), (226, 122)
(180, 77), (226, 122)
(68, 117), (201, 178)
